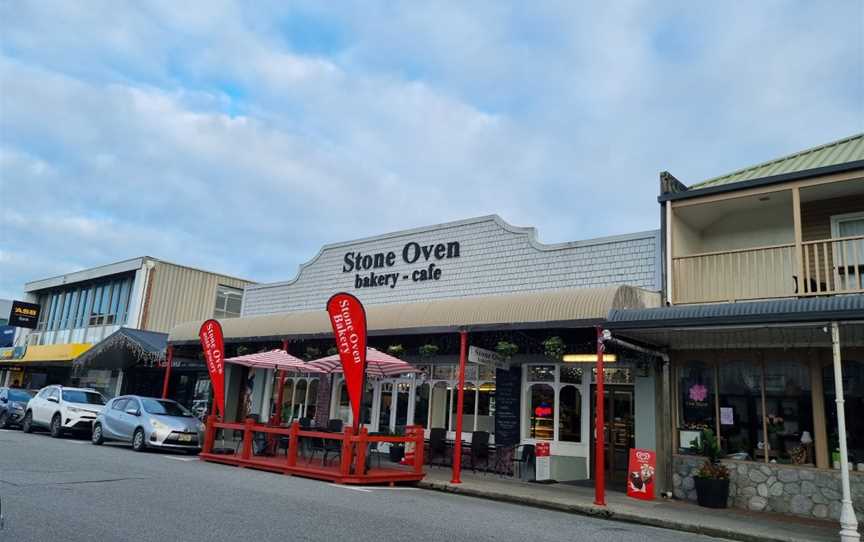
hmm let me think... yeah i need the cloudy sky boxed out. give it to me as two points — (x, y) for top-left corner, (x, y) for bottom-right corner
(1, 1), (862, 298)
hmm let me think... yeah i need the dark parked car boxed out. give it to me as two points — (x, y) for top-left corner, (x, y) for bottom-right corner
(0, 387), (35, 429)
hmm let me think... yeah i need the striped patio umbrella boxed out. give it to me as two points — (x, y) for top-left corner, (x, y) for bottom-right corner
(307, 347), (418, 377)
(224, 349), (323, 373)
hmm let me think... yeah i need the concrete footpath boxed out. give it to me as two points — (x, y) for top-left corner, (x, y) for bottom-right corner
(418, 468), (840, 542)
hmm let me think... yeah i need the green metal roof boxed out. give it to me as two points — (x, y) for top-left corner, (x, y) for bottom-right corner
(690, 133), (864, 189)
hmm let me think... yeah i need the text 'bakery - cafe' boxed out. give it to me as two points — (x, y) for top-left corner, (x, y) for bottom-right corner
(167, 216), (664, 491)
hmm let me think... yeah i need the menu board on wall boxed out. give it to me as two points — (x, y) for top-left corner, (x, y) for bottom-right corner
(495, 367), (522, 446)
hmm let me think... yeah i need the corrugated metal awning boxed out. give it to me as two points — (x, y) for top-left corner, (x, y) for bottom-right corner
(168, 285), (660, 344)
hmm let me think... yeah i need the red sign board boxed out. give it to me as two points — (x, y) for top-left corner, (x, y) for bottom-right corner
(626, 448), (656, 500)
(326, 293), (367, 430)
(198, 319), (226, 418)
(535, 441), (550, 457)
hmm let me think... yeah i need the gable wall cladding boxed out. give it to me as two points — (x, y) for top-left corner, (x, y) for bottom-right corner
(242, 216), (661, 317)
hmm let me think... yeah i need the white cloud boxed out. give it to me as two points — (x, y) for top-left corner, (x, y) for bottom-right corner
(0, 1), (861, 300)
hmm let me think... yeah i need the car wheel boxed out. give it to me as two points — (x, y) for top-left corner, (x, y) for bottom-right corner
(0, 412), (9, 429)
(22, 411), (33, 433)
(132, 428), (146, 452)
(50, 414), (64, 438)
(91, 423), (104, 445)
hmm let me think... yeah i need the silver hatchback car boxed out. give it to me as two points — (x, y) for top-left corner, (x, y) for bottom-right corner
(92, 395), (205, 453)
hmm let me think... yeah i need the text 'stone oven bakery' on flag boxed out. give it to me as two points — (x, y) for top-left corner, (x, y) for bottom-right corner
(199, 319), (226, 418)
(326, 293), (367, 429)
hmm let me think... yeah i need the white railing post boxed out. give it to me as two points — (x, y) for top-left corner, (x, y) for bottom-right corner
(831, 322), (860, 542)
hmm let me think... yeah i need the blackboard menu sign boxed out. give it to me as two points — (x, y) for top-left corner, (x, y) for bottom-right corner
(495, 367), (522, 446)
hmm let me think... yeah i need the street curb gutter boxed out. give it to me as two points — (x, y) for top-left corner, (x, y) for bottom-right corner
(417, 480), (817, 542)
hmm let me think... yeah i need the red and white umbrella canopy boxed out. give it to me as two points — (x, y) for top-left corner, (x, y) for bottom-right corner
(224, 349), (323, 373)
(307, 347), (418, 377)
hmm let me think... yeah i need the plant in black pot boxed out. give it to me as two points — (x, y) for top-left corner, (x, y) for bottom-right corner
(692, 429), (730, 508)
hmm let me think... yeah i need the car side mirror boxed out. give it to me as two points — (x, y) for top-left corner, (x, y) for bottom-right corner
(47, 397), (59, 403)
(126, 408), (140, 416)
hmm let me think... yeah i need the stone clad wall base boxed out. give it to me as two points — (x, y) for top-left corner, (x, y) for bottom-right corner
(673, 455), (864, 520)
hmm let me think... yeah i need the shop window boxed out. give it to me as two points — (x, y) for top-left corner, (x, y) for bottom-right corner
(477, 382), (495, 433)
(528, 383), (555, 440)
(430, 382), (450, 429)
(337, 383), (350, 424)
(824, 360), (864, 466)
(395, 383), (411, 430)
(306, 380), (319, 420)
(451, 383), (476, 431)
(433, 364), (456, 380)
(528, 365), (555, 382)
(764, 361), (812, 463)
(361, 380), (374, 425)
(678, 361), (715, 432)
(414, 383), (430, 428)
(558, 385), (581, 442)
(281, 380), (295, 421)
(560, 366), (583, 384)
(379, 383), (393, 430)
(292, 380), (307, 420)
(718, 361), (763, 459)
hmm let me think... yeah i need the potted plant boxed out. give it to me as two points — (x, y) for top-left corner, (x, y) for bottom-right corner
(543, 336), (565, 361)
(326, 346), (338, 356)
(418, 344), (439, 358)
(387, 344), (405, 357)
(691, 429), (730, 508)
(495, 340), (519, 360)
(303, 346), (321, 360)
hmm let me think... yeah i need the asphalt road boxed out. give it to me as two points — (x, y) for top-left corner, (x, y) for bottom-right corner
(0, 428), (729, 542)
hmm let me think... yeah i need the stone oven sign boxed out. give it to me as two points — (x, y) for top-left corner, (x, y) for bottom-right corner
(343, 240), (460, 290)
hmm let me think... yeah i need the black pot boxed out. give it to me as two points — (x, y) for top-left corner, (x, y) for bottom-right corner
(694, 476), (730, 508)
(389, 445), (405, 463)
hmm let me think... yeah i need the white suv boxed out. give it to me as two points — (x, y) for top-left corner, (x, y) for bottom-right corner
(22, 385), (107, 437)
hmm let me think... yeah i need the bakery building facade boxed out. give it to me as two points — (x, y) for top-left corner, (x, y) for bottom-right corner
(169, 215), (662, 484)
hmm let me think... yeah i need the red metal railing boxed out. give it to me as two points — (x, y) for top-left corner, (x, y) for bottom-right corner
(201, 416), (426, 484)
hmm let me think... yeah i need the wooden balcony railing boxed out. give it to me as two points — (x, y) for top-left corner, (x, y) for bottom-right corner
(671, 235), (864, 304)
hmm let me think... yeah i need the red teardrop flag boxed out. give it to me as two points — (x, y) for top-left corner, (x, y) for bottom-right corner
(199, 319), (226, 418)
(326, 293), (367, 430)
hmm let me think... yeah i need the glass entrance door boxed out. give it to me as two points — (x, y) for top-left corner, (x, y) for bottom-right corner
(591, 385), (635, 484)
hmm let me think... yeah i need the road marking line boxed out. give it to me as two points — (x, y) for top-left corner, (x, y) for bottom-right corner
(165, 456), (199, 462)
(327, 484), (372, 492)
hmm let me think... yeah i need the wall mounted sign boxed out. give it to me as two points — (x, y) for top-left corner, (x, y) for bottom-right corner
(0, 325), (14, 348)
(343, 240), (460, 290)
(9, 301), (40, 329)
(468, 346), (506, 368)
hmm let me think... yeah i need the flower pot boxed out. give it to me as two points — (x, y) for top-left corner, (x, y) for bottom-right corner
(694, 477), (730, 508)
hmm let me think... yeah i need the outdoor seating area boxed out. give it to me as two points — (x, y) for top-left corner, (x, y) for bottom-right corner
(199, 416), (426, 485)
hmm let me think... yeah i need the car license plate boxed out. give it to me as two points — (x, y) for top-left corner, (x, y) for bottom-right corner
(179, 434), (193, 442)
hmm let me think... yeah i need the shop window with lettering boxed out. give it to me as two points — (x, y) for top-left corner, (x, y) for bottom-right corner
(678, 361), (715, 433)
(558, 386), (581, 442)
(528, 384), (555, 440)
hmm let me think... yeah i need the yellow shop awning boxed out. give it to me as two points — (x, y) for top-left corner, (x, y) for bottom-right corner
(15, 343), (92, 364)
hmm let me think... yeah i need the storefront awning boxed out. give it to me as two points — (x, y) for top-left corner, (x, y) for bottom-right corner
(168, 285), (660, 344)
(73, 327), (167, 371)
(607, 294), (864, 350)
(4, 343), (92, 365)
